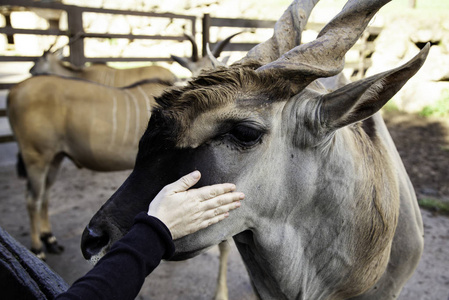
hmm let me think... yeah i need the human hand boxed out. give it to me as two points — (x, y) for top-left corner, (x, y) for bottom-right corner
(148, 171), (244, 240)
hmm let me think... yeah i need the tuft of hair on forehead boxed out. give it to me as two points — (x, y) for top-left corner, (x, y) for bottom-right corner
(148, 64), (294, 145)
(156, 65), (293, 115)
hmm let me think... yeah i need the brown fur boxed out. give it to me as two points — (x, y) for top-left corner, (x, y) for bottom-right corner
(155, 66), (292, 135)
(329, 123), (399, 298)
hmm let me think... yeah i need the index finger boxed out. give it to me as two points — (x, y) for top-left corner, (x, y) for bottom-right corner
(166, 171), (201, 194)
(194, 183), (237, 202)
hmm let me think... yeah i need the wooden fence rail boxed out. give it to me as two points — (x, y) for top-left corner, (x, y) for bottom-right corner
(202, 13), (381, 73)
(0, 0), (197, 67)
(203, 14), (276, 56)
(0, 225), (69, 299)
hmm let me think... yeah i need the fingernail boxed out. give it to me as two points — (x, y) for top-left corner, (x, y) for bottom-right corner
(224, 212), (230, 217)
(239, 193), (245, 200)
(191, 170), (200, 179)
(235, 201), (241, 207)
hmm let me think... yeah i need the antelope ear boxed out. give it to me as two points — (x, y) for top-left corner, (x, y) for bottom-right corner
(320, 44), (429, 131)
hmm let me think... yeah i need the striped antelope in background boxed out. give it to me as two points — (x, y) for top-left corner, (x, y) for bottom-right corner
(29, 42), (177, 87)
(15, 31), (243, 300)
(29, 31), (242, 87)
(7, 77), (170, 260)
(8, 76), (233, 300)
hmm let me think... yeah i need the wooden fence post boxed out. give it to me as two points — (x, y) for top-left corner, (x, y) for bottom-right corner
(356, 31), (370, 80)
(66, 6), (85, 67)
(202, 13), (211, 57)
(4, 13), (14, 45)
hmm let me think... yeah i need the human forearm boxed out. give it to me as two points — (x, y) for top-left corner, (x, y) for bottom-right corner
(56, 213), (174, 300)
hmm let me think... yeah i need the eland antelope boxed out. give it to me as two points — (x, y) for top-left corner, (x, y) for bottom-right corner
(7, 77), (170, 259)
(81, 0), (427, 299)
(8, 73), (232, 300)
(29, 44), (177, 87)
(19, 33), (239, 300)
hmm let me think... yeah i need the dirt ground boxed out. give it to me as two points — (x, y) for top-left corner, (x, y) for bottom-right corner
(383, 111), (449, 200)
(0, 111), (448, 300)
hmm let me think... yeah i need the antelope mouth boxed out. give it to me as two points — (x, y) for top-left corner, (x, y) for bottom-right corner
(87, 247), (109, 266)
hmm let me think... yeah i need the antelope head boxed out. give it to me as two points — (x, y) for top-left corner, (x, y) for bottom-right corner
(82, 1), (428, 298)
(29, 32), (83, 76)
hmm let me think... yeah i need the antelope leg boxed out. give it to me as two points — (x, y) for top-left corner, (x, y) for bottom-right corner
(214, 240), (231, 300)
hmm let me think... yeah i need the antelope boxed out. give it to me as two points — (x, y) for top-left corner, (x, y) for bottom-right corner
(81, 0), (427, 299)
(7, 77), (171, 260)
(10, 72), (232, 300)
(19, 32), (242, 300)
(29, 42), (177, 86)
(30, 32), (241, 86)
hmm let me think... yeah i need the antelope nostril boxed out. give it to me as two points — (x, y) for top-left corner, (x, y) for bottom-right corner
(81, 226), (110, 260)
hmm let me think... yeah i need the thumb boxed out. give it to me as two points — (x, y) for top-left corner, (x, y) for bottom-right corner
(169, 171), (201, 193)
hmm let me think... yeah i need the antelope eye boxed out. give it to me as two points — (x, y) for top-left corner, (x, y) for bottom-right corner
(228, 125), (263, 146)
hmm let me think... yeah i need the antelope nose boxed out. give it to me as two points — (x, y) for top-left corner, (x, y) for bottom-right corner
(81, 226), (110, 260)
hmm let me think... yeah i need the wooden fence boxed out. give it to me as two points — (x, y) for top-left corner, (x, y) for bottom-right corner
(203, 14), (382, 77)
(0, 0), (381, 144)
(202, 13), (276, 56)
(0, 225), (69, 299)
(0, 0), (198, 89)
